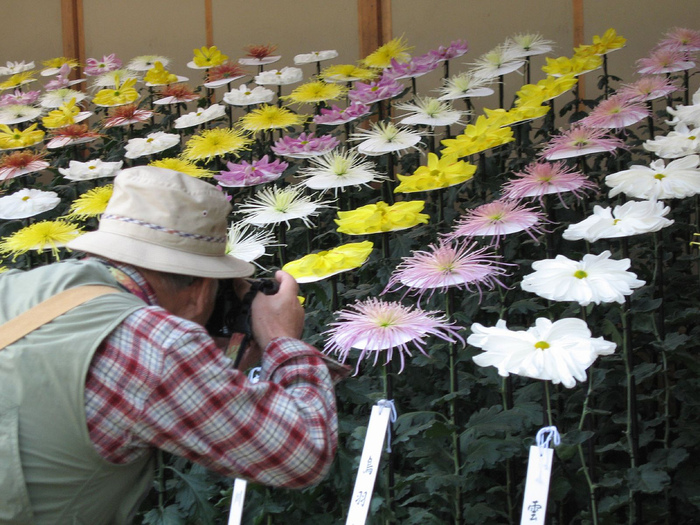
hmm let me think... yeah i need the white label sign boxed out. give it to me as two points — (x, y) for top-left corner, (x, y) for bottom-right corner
(520, 445), (554, 525)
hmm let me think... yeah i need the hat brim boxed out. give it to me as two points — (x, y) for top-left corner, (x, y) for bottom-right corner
(67, 230), (255, 279)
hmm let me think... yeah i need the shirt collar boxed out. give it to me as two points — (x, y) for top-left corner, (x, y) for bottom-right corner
(90, 257), (159, 306)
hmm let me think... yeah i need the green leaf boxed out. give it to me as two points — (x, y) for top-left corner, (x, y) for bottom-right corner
(627, 464), (671, 493)
(167, 465), (219, 522)
(141, 505), (186, 525)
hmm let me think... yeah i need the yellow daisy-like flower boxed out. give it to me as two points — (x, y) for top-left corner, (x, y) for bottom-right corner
(144, 61), (179, 85)
(320, 64), (377, 83)
(482, 103), (550, 128)
(0, 123), (45, 150)
(576, 28), (627, 56)
(42, 57), (79, 69)
(65, 185), (113, 219)
(335, 200), (429, 235)
(0, 219), (82, 261)
(92, 77), (139, 107)
(239, 104), (307, 132)
(182, 127), (252, 161)
(0, 71), (35, 91)
(285, 81), (346, 105)
(149, 158), (214, 178)
(362, 36), (413, 69)
(0, 265), (8, 274)
(193, 46), (229, 68)
(541, 54), (602, 77)
(282, 241), (374, 283)
(395, 153), (476, 193)
(42, 98), (80, 129)
(515, 74), (578, 105)
(440, 116), (515, 158)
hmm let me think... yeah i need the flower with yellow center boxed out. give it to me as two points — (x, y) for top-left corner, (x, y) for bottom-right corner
(182, 127), (252, 161)
(440, 116), (515, 158)
(285, 81), (346, 105)
(395, 153), (476, 193)
(148, 158), (214, 178)
(0, 71), (35, 91)
(335, 200), (429, 235)
(320, 64), (377, 83)
(0, 219), (82, 261)
(0, 123), (45, 150)
(515, 74), (578, 105)
(363, 36), (413, 68)
(542, 54), (602, 77)
(92, 76), (139, 107)
(483, 103), (550, 128)
(239, 104), (307, 132)
(65, 186), (113, 220)
(576, 28), (627, 56)
(42, 57), (79, 70)
(282, 241), (374, 283)
(42, 98), (80, 129)
(192, 46), (228, 68)
(144, 61), (179, 85)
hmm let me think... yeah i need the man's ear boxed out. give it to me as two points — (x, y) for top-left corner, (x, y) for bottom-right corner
(187, 278), (218, 326)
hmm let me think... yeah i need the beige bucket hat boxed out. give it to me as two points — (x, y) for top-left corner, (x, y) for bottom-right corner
(67, 166), (255, 278)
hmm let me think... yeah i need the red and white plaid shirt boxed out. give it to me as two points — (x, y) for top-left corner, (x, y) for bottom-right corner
(84, 260), (344, 488)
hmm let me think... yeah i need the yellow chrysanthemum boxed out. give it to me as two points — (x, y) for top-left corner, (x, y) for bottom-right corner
(0, 265), (8, 274)
(285, 81), (346, 105)
(144, 61), (179, 85)
(0, 220), (82, 261)
(0, 123), (45, 150)
(92, 77), (139, 107)
(66, 186), (113, 219)
(440, 116), (515, 158)
(320, 64), (377, 82)
(193, 46), (228, 68)
(149, 158), (214, 178)
(541, 54), (602, 77)
(362, 36), (413, 69)
(182, 127), (252, 161)
(576, 28), (627, 56)
(482, 103), (550, 128)
(42, 98), (80, 129)
(335, 201), (429, 235)
(0, 71), (35, 91)
(395, 153), (476, 193)
(282, 241), (374, 283)
(515, 74), (578, 105)
(239, 104), (307, 132)
(42, 57), (79, 69)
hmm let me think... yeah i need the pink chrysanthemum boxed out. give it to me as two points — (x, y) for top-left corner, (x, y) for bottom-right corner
(271, 132), (340, 159)
(0, 89), (40, 107)
(0, 150), (49, 182)
(637, 48), (695, 75)
(383, 240), (511, 302)
(84, 54), (122, 76)
(448, 199), (546, 246)
(617, 76), (679, 102)
(45, 124), (101, 149)
(578, 94), (649, 130)
(428, 39), (469, 61)
(102, 104), (155, 128)
(381, 55), (441, 81)
(348, 77), (405, 105)
(323, 297), (464, 374)
(313, 102), (372, 126)
(502, 160), (596, 206)
(657, 27), (700, 52)
(541, 125), (626, 160)
(214, 155), (288, 187)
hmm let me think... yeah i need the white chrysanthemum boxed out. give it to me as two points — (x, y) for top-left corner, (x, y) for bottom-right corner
(126, 55), (170, 72)
(90, 69), (139, 89)
(395, 97), (465, 127)
(470, 44), (526, 80)
(505, 33), (554, 58)
(254, 67), (304, 86)
(0, 189), (60, 219)
(225, 222), (277, 263)
(39, 88), (88, 108)
(294, 50), (339, 64)
(351, 121), (422, 156)
(605, 155), (700, 200)
(437, 71), (495, 101)
(469, 317), (616, 388)
(0, 61), (35, 76)
(238, 185), (333, 228)
(521, 250), (645, 306)
(223, 84), (275, 106)
(643, 123), (700, 159)
(563, 200), (674, 242)
(666, 87), (700, 127)
(174, 103), (226, 129)
(297, 149), (385, 193)
(124, 131), (180, 159)
(0, 104), (42, 125)
(58, 159), (123, 181)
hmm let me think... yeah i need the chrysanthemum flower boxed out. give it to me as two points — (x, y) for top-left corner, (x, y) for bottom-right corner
(347, 77), (405, 105)
(643, 123), (700, 158)
(505, 33), (554, 57)
(238, 185), (332, 228)
(215, 155), (288, 187)
(92, 76), (139, 107)
(0, 150), (49, 181)
(362, 36), (413, 69)
(395, 153), (475, 193)
(542, 54), (602, 77)
(58, 159), (123, 181)
(521, 250), (645, 306)
(577, 28), (627, 56)
(0, 104), (42, 126)
(469, 317), (615, 388)
(482, 103), (550, 128)
(0, 71), (36, 91)
(84, 54), (122, 76)
(320, 64), (377, 83)
(427, 39), (469, 61)
(395, 97), (464, 127)
(102, 103), (154, 128)
(293, 50), (339, 65)
(1, 89), (40, 107)
(605, 155), (700, 200)
(541, 125), (625, 160)
(0, 219), (82, 261)
(41, 98), (84, 129)
(0, 123), (44, 150)
(174, 103), (226, 129)
(657, 27), (700, 52)
(182, 128), (251, 161)
(515, 74), (579, 105)
(39, 88), (87, 109)
(204, 62), (247, 87)
(335, 200), (429, 235)
(90, 69), (139, 89)
(578, 94), (649, 130)
(282, 241), (374, 283)
(154, 84), (200, 105)
(223, 84), (275, 106)
(191, 46), (228, 68)
(617, 76), (678, 103)
(448, 199), (545, 245)
(46, 124), (100, 149)
(285, 80), (346, 105)
(0, 189), (60, 219)
(126, 55), (170, 72)
(242, 44), (279, 61)
(0, 61), (35, 76)
(381, 55), (440, 80)
(297, 149), (384, 193)
(124, 131), (181, 159)
(502, 160), (595, 205)
(66, 185), (113, 219)
(666, 87), (700, 128)
(437, 72), (494, 101)
(323, 297), (463, 374)
(312, 102), (371, 126)
(562, 200), (674, 243)
(254, 67), (303, 86)
(148, 158), (213, 179)
(271, 132), (339, 159)
(44, 63), (78, 91)
(440, 116), (515, 158)
(470, 44), (526, 79)
(239, 104), (307, 132)
(143, 61), (180, 86)
(637, 47), (695, 75)
(225, 222), (277, 263)
(351, 121), (422, 156)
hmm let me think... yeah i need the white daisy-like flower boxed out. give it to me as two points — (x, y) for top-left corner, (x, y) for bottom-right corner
(297, 149), (385, 193)
(174, 103), (226, 129)
(563, 200), (674, 243)
(666, 87), (700, 128)
(238, 185), (333, 228)
(605, 154), (700, 200)
(0, 61), (35, 76)
(351, 121), (422, 156)
(469, 317), (616, 388)
(58, 159), (123, 181)
(124, 131), (180, 159)
(39, 88), (88, 109)
(505, 33), (554, 58)
(294, 50), (339, 64)
(395, 96), (465, 127)
(470, 44), (527, 80)
(437, 71), (495, 101)
(126, 55), (170, 72)
(225, 222), (277, 263)
(223, 84), (275, 106)
(0, 104), (42, 125)
(521, 250), (645, 306)
(254, 67), (304, 86)
(643, 123), (700, 159)
(90, 69), (139, 89)
(0, 188), (60, 219)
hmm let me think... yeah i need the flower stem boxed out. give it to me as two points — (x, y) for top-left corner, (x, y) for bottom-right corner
(446, 287), (462, 525)
(382, 362), (395, 525)
(577, 370), (599, 525)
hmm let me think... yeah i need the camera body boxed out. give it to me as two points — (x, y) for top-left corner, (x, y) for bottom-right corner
(206, 278), (279, 338)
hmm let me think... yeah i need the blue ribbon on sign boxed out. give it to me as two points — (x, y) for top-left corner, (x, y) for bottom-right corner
(377, 399), (397, 453)
(535, 426), (561, 456)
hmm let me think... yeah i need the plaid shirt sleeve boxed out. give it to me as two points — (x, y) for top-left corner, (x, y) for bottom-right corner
(85, 305), (341, 489)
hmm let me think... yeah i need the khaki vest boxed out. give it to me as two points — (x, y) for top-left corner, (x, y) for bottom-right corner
(0, 259), (155, 524)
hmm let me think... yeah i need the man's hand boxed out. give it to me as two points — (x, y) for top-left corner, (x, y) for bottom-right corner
(250, 270), (304, 350)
